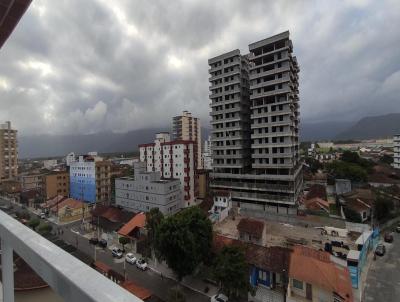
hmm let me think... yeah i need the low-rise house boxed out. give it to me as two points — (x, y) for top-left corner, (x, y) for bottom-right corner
(91, 205), (135, 235)
(304, 198), (330, 214)
(209, 191), (232, 223)
(287, 246), (353, 302)
(237, 218), (264, 245)
(49, 198), (91, 223)
(118, 212), (146, 240)
(340, 189), (374, 222)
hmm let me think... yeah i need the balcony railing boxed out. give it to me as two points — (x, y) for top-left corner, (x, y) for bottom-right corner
(0, 210), (141, 302)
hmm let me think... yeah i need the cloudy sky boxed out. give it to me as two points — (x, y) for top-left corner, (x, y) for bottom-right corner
(1, 0), (400, 136)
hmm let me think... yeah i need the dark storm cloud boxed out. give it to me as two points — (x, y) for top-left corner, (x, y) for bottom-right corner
(0, 0), (399, 135)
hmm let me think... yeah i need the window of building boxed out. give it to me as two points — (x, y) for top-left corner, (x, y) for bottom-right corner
(292, 279), (303, 290)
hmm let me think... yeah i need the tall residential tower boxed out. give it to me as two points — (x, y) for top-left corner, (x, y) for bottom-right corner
(0, 121), (18, 182)
(208, 31), (302, 215)
(393, 134), (400, 169)
(172, 111), (202, 168)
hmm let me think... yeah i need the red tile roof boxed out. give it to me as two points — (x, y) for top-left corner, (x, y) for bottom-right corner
(118, 212), (146, 237)
(91, 205), (134, 223)
(50, 198), (85, 212)
(121, 280), (152, 300)
(306, 184), (327, 200)
(237, 218), (264, 238)
(213, 234), (290, 273)
(289, 246), (353, 302)
(304, 197), (330, 212)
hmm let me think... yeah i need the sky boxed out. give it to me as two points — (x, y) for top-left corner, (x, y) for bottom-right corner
(1, 0), (400, 136)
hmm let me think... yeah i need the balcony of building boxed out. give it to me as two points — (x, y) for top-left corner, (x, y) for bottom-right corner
(0, 209), (141, 302)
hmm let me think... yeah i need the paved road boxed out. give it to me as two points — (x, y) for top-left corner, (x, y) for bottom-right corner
(364, 233), (400, 302)
(0, 198), (209, 302)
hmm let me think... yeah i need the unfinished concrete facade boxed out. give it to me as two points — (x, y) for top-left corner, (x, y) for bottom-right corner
(0, 121), (18, 183)
(208, 31), (303, 215)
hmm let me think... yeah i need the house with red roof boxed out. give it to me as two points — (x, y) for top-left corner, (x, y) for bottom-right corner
(287, 246), (353, 302)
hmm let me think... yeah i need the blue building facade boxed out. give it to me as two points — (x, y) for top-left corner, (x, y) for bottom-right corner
(70, 159), (97, 203)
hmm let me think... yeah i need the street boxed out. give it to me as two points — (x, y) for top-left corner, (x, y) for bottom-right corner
(364, 232), (400, 302)
(0, 198), (209, 302)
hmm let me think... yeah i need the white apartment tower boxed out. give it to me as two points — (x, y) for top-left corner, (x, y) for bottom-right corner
(139, 133), (197, 207)
(172, 111), (202, 169)
(0, 121), (18, 182)
(208, 31), (303, 215)
(393, 134), (400, 169)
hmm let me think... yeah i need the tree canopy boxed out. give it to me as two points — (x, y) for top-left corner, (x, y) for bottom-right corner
(343, 207), (362, 223)
(213, 246), (251, 299)
(326, 161), (368, 182)
(375, 193), (394, 221)
(155, 206), (212, 280)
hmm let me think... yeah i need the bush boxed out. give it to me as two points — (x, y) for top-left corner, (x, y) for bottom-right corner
(37, 223), (52, 234)
(28, 218), (40, 230)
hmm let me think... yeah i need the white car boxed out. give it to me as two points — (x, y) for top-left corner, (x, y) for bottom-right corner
(136, 258), (148, 271)
(125, 253), (137, 264)
(40, 212), (46, 219)
(211, 293), (228, 302)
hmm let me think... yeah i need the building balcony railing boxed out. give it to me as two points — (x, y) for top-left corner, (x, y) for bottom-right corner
(231, 191), (295, 204)
(211, 180), (294, 192)
(0, 210), (141, 302)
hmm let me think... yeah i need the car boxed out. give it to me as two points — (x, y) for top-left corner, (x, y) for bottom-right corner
(40, 212), (46, 219)
(384, 233), (394, 243)
(375, 244), (386, 256)
(396, 225), (400, 233)
(98, 239), (107, 248)
(211, 293), (228, 302)
(125, 253), (137, 264)
(89, 237), (99, 245)
(136, 258), (148, 271)
(112, 247), (124, 258)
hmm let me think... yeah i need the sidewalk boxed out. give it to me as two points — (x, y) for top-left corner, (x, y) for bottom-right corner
(126, 249), (219, 298)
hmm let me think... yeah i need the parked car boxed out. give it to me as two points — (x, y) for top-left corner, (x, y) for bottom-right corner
(375, 244), (386, 256)
(98, 239), (107, 248)
(136, 258), (148, 271)
(396, 225), (400, 233)
(89, 237), (99, 245)
(211, 293), (228, 302)
(125, 253), (137, 265)
(40, 212), (46, 219)
(112, 247), (124, 258)
(384, 233), (394, 243)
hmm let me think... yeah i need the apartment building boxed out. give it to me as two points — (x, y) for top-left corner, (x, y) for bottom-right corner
(139, 132), (197, 207)
(202, 136), (213, 170)
(0, 121), (18, 182)
(172, 111), (202, 168)
(20, 173), (45, 191)
(393, 134), (400, 169)
(208, 31), (303, 215)
(43, 171), (69, 200)
(115, 162), (181, 215)
(69, 154), (111, 203)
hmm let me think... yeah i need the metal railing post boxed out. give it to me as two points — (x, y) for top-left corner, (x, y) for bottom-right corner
(1, 239), (14, 302)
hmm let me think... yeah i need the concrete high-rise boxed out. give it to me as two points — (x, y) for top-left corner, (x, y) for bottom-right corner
(0, 121), (18, 183)
(172, 111), (202, 168)
(208, 31), (303, 215)
(393, 134), (400, 169)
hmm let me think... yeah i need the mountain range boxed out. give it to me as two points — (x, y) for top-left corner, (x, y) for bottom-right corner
(19, 113), (400, 158)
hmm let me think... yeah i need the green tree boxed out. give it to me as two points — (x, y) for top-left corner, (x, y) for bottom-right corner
(375, 194), (394, 221)
(326, 161), (368, 182)
(155, 207), (212, 280)
(145, 208), (164, 250)
(167, 288), (186, 302)
(343, 207), (362, 223)
(119, 236), (130, 251)
(28, 218), (40, 231)
(37, 223), (52, 234)
(304, 157), (323, 174)
(213, 246), (251, 299)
